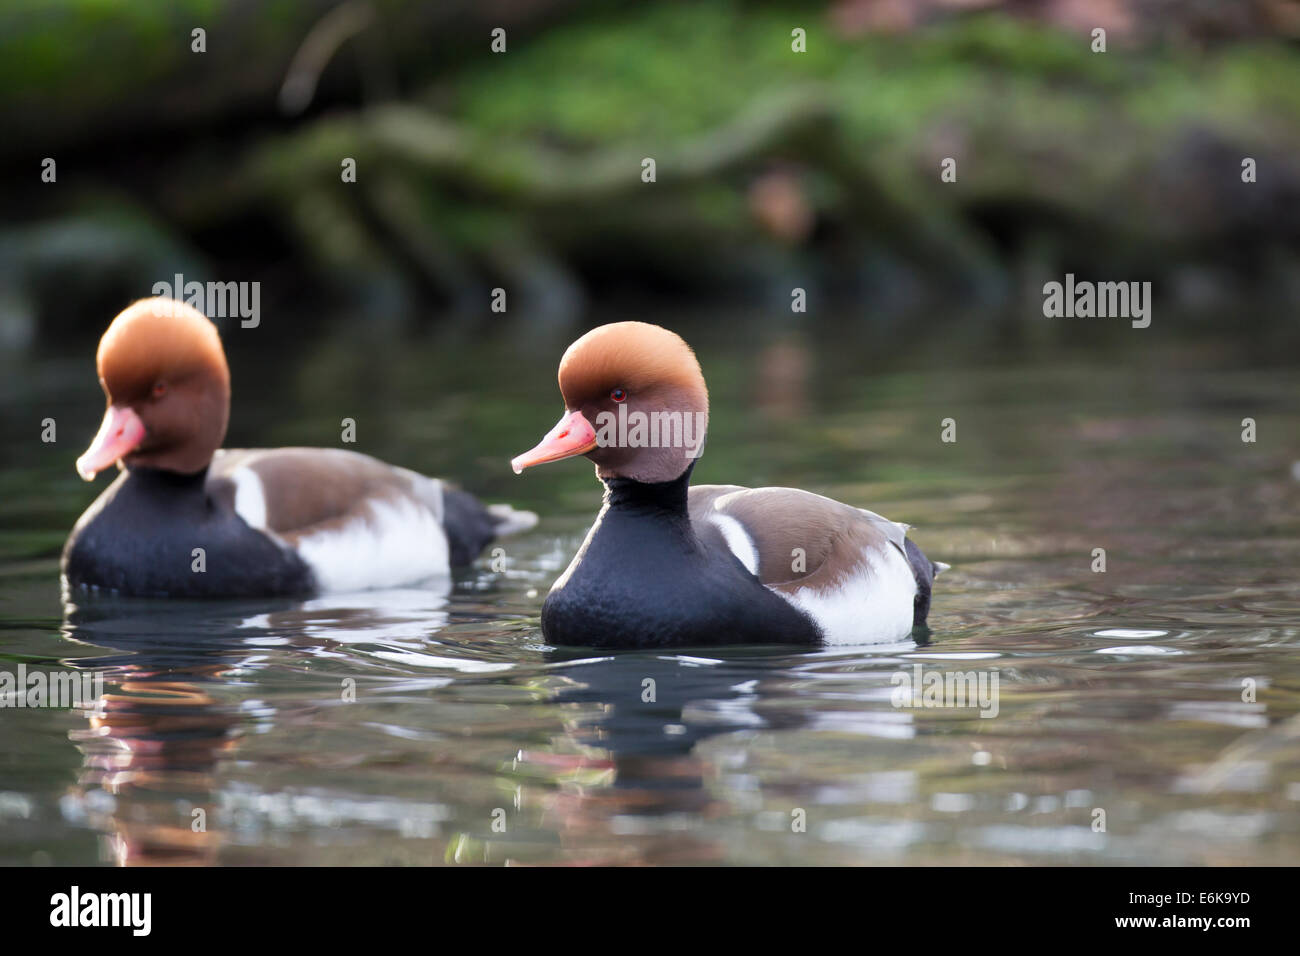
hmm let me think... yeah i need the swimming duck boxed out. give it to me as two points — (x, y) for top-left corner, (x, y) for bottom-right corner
(64, 298), (535, 597)
(511, 321), (943, 647)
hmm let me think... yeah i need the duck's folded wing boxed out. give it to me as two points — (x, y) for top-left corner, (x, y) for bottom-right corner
(689, 484), (919, 644)
(209, 447), (447, 539)
(690, 485), (907, 586)
(207, 447), (457, 589)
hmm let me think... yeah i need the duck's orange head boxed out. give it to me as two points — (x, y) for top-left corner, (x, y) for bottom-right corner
(512, 321), (710, 484)
(76, 297), (231, 480)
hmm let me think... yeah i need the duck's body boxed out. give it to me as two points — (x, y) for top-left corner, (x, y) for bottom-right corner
(64, 447), (528, 597)
(514, 321), (944, 648)
(64, 299), (533, 598)
(542, 470), (820, 647)
(542, 470), (937, 648)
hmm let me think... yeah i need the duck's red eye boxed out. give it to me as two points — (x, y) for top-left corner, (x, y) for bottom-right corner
(152, 381), (167, 399)
(610, 387), (627, 403)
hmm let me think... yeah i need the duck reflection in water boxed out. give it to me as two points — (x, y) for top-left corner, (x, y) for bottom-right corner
(502, 631), (931, 866)
(59, 585), (452, 866)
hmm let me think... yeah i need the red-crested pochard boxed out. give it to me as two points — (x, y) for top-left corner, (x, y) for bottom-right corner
(511, 321), (944, 647)
(64, 298), (535, 597)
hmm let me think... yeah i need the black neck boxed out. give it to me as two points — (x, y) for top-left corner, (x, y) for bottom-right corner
(602, 462), (695, 514)
(124, 464), (210, 492)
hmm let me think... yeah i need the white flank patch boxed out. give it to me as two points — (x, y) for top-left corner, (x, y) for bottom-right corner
(777, 544), (917, 645)
(293, 496), (451, 592)
(710, 514), (759, 576)
(230, 467), (268, 530)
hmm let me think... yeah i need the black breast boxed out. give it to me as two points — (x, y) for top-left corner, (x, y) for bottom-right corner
(62, 467), (315, 598)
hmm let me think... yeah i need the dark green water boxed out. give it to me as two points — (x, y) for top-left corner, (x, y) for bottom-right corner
(1, 312), (1297, 865)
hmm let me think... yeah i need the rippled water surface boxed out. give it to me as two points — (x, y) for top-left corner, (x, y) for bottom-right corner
(2, 315), (1297, 865)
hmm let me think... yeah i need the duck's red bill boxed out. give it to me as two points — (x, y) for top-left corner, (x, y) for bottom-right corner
(76, 405), (145, 481)
(511, 409), (598, 474)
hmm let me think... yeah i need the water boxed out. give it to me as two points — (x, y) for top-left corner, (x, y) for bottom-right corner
(2, 313), (1298, 865)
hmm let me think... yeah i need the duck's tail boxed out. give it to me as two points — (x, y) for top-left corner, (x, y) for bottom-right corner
(905, 539), (948, 628)
(487, 502), (538, 537)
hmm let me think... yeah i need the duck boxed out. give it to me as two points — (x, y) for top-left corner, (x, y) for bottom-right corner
(510, 321), (944, 648)
(63, 297), (535, 598)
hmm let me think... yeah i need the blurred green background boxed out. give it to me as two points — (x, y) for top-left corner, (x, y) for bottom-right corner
(1, 0), (1298, 351)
